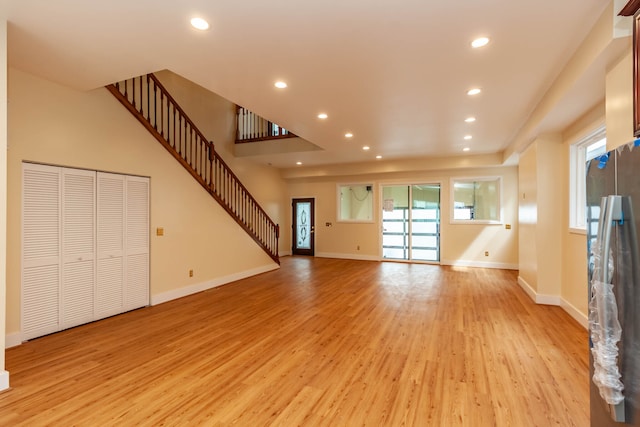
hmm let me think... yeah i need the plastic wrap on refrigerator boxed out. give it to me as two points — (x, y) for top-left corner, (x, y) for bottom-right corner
(589, 238), (624, 405)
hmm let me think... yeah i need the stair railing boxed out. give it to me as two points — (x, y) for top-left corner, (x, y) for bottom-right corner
(236, 106), (296, 143)
(107, 74), (279, 264)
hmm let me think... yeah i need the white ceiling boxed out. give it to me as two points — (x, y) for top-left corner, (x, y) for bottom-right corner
(0, 0), (617, 169)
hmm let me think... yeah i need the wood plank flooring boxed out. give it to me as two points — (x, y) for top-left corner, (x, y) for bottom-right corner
(0, 257), (589, 426)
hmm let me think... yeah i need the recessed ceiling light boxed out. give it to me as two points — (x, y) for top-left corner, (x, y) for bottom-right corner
(317, 113), (328, 119)
(471, 37), (490, 48)
(190, 17), (210, 31)
(362, 146), (370, 151)
(296, 161), (302, 165)
(463, 147), (470, 152)
(274, 81), (287, 89)
(464, 135), (473, 140)
(465, 117), (476, 123)
(467, 88), (481, 96)
(345, 132), (353, 138)
(376, 155), (382, 159)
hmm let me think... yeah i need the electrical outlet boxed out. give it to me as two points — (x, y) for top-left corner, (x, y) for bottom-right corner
(189, 269), (193, 277)
(484, 251), (489, 257)
(505, 224), (511, 230)
(156, 227), (164, 236)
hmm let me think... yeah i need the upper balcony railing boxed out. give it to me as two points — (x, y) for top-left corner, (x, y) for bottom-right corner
(236, 106), (297, 143)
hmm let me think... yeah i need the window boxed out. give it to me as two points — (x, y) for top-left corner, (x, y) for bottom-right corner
(338, 184), (374, 222)
(570, 127), (606, 232)
(451, 177), (501, 223)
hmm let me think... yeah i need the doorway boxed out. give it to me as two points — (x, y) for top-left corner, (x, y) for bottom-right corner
(381, 184), (440, 262)
(292, 198), (315, 256)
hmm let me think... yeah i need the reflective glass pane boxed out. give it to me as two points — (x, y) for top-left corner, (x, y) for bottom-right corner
(412, 249), (438, 261)
(383, 248), (406, 259)
(383, 209), (405, 220)
(383, 221), (406, 233)
(382, 184), (440, 262)
(411, 185), (440, 262)
(296, 202), (311, 249)
(412, 235), (438, 248)
(411, 221), (437, 234)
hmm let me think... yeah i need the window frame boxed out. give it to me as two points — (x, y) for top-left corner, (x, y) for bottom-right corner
(569, 126), (606, 234)
(450, 176), (502, 224)
(336, 183), (375, 223)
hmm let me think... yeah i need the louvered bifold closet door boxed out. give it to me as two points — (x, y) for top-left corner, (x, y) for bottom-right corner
(61, 168), (96, 329)
(22, 164), (62, 340)
(125, 176), (149, 310)
(96, 172), (126, 319)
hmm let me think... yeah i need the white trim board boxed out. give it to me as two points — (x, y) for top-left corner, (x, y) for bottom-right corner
(561, 299), (588, 330)
(315, 252), (379, 262)
(151, 263), (279, 306)
(0, 371), (9, 392)
(518, 276), (560, 305)
(441, 259), (518, 270)
(517, 276), (588, 330)
(6, 263), (280, 349)
(5, 333), (21, 349)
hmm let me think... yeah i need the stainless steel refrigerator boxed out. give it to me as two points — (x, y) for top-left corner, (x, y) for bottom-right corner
(587, 141), (640, 425)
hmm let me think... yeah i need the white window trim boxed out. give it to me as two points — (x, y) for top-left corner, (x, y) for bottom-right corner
(569, 126), (606, 231)
(336, 182), (375, 223)
(449, 176), (503, 224)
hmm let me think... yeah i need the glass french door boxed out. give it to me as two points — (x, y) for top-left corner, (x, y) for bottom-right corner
(292, 198), (315, 256)
(382, 184), (440, 262)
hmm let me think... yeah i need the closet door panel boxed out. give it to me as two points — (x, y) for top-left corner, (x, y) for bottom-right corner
(96, 257), (124, 315)
(125, 176), (149, 310)
(126, 253), (149, 309)
(96, 172), (125, 319)
(22, 264), (60, 340)
(22, 164), (61, 340)
(61, 169), (96, 329)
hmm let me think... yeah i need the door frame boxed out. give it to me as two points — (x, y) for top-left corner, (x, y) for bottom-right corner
(292, 198), (315, 256)
(380, 181), (442, 264)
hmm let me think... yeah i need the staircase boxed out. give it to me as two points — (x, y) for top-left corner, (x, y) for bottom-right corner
(106, 74), (279, 264)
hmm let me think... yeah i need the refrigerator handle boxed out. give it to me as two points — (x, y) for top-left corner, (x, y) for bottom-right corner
(600, 196), (623, 284)
(594, 195), (625, 422)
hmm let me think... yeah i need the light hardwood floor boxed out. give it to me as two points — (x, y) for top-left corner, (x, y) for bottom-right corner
(0, 257), (589, 426)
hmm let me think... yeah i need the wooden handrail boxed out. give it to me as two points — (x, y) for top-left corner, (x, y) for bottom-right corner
(106, 74), (279, 264)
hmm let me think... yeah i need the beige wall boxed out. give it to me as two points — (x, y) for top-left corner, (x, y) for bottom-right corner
(606, 49), (634, 150)
(560, 104), (605, 319)
(0, 18), (7, 386)
(513, 1), (631, 327)
(287, 166), (519, 267)
(154, 71), (291, 254)
(6, 68), (285, 339)
(519, 131), (585, 315)
(518, 144), (538, 291)
(518, 134), (567, 300)
(536, 135), (564, 297)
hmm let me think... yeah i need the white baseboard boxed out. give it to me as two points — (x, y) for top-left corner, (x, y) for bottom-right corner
(518, 276), (588, 329)
(442, 259), (519, 270)
(517, 276), (537, 301)
(151, 263), (280, 306)
(5, 264), (281, 349)
(5, 333), (22, 349)
(315, 252), (380, 262)
(536, 294), (562, 305)
(0, 371), (9, 391)
(560, 298), (588, 329)
(279, 250), (292, 257)
(518, 276), (560, 305)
